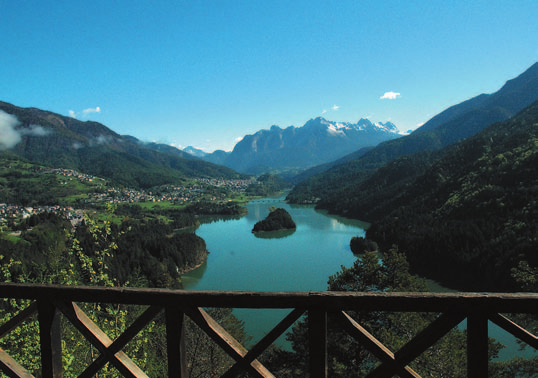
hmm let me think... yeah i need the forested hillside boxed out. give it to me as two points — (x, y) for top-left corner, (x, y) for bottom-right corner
(363, 102), (538, 290)
(0, 101), (243, 189)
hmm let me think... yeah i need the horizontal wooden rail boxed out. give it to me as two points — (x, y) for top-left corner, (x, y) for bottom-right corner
(0, 283), (536, 378)
(1, 283), (537, 312)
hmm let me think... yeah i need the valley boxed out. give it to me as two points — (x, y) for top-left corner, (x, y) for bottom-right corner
(0, 61), (537, 376)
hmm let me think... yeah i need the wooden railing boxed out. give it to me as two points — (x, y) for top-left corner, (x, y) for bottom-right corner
(0, 283), (537, 377)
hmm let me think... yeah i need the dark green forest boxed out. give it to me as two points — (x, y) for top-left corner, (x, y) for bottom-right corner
(365, 102), (538, 290)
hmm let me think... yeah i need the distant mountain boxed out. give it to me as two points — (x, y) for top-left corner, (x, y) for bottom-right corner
(183, 146), (207, 158)
(0, 101), (243, 188)
(204, 117), (401, 174)
(364, 101), (538, 290)
(287, 62), (538, 204)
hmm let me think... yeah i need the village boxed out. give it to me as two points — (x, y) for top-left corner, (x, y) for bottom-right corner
(1, 168), (257, 228)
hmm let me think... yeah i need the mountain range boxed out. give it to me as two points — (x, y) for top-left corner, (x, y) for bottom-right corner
(287, 61), (538, 204)
(187, 118), (403, 174)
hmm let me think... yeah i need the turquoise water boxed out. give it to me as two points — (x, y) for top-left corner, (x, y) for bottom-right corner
(183, 197), (367, 292)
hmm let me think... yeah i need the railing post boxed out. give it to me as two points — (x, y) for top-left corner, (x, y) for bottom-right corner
(37, 300), (62, 378)
(467, 312), (488, 378)
(308, 309), (327, 378)
(166, 306), (188, 378)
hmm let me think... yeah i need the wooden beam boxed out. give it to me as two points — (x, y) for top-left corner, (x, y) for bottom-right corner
(185, 307), (273, 377)
(467, 312), (488, 378)
(0, 348), (34, 378)
(2, 284), (537, 313)
(489, 313), (538, 350)
(165, 306), (188, 378)
(222, 308), (304, 377)
(336, 311), (420, 378)
(367, 312), (465, 378)
(0, 301), (37, 339)
(37, 300), (62, 378)
(308, 309), (327, 378)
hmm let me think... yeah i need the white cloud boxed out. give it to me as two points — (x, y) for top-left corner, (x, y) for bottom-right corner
(416, 122), (425, 128)
(20, 125), (51, 137)
(321, 109), (327, 115)
(380, 92), (401, 100)
(68, 106), (101, 119)
(83, 106), (101, 115)
(332, 104), (340, 111)
(0, 110), (21, 150)
(234, 136), (244, 144)
(94, 134), (112, 145)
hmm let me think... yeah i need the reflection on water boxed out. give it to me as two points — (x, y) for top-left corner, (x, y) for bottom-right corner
(252, 228), (296, 239)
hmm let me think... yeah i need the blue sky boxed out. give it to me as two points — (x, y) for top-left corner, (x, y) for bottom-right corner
(1, 0), (537, 152)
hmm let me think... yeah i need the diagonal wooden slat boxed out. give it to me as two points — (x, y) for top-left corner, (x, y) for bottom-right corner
(366, 312), (466, 378)
(0, 302), (38, 378)
(55, 302), (149, 378)
(0, 301), (38, 339)
(185, 307), (274, 378)
(336, 311), (420, 378)
(0, 348), (34, 378)
(489, 313), (538, 350)
(81, 305), (162, 377)
(222, 308), (305, 378)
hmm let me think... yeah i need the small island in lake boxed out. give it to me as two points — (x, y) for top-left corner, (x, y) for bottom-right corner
(252, 208), (296, 233)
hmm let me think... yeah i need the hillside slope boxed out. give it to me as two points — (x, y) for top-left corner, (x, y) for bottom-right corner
(0, 101), (242, 188)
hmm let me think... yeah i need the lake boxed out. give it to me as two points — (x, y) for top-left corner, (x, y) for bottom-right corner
(182, 196), (367, 292)
(182, 196), (536, 361)
(182, 195), (366, 344)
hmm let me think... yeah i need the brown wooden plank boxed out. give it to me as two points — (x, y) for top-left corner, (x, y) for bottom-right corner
(56, 301), (112, 352)
(336, 311), (420, 378)
(185, 307), (272, 377)
(0, 301), (37, 339)
(222, 308), (304, 377)
(2, 284), (537, 313)
(0, 348), (34, 378)
(165, 306), (188, 378)
(37, 300), (62, 378)
(489, 313), (538, 350)
(367, 312), (465, 378)
(308, 309), (327, 378)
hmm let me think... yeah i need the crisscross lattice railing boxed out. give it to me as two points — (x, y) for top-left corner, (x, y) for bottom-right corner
(0, 283), (537, 377)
